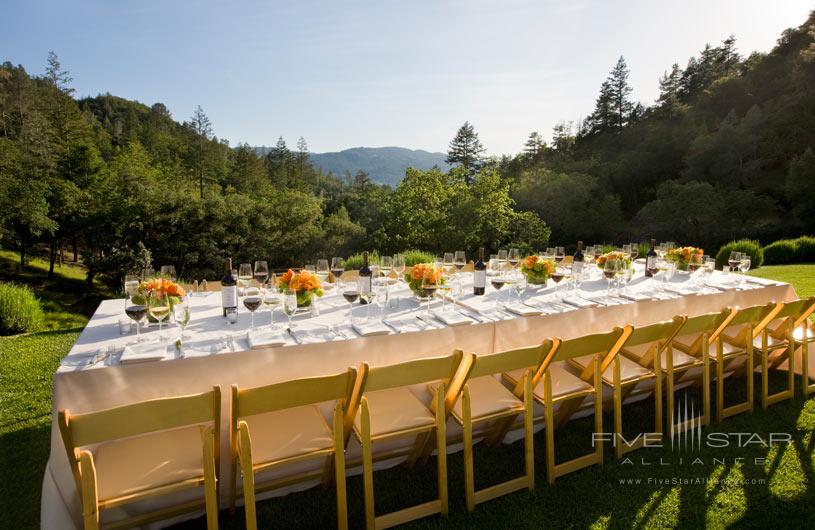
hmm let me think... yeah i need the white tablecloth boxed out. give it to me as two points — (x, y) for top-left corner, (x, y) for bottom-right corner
(40, 270), (797, 528)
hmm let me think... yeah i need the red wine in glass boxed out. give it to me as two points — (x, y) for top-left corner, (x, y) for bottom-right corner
(550, 273), (564, 283)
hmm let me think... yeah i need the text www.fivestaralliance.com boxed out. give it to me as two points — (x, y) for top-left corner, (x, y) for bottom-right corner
(619, 477), (766, 486)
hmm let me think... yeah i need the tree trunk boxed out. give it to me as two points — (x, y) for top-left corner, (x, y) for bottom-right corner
(48, 239), (57, 278)
(72, 240), (78, 262)
(19, 243), (25, 268)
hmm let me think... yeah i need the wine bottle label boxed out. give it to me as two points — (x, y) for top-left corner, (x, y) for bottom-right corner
(359, 276), (371, 293)
(222, 285), (237, 308)
(474, 270), (486, 288)
(646, 256), (656, 270)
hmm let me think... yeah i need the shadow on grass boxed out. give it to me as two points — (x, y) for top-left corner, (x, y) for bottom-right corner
(0, 422), (52, 530)
(169, 372), (815, 529)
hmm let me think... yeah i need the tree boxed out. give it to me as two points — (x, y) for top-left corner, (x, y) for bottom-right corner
(551, 121), (575, 152)
(786, 147), (815, 232)
(45, 51), (74, 95)
(656, 63), (685, 118)
(186, 105), (213, 198)
(295, 136), (310, 182)
(446, 121), (486, 185)
(583, 56), (635, 134)
(523, 131), (545, 160)
(265, 136), (290, 183)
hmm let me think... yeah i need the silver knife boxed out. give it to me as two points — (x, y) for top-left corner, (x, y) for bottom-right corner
(286, 327), (302, 344)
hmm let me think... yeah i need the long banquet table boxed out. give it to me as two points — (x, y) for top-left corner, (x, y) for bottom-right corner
(41, 269), (798, 529)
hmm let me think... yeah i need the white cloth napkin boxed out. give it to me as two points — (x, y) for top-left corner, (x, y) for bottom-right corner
(353, 321), (393, 336)
(431, 310), (475, 326)
(619, 291), (656, 302)
(247, 329), (288, 349)
(120, 341), (167, 364)
(181, 337), (231, 357)
(560, 296), (599, 309)
(383, 317), (433, 333)
(291, 327), (342, 344)
(503, 303), (542, 316)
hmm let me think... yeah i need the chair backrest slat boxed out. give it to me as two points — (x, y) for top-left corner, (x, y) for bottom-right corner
(552, 328), (625, 362)
(728, 302), (780, 329)
(365, 352), (462, 392)
(236, 369), (354, 418)
(678, 307), (736, 341)
(626, 316), (687, 347)
(68, 388), (219, 447)
(470, 342), (548, 378)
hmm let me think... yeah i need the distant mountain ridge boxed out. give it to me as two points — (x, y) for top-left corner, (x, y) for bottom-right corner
(254, 146), (450, 186)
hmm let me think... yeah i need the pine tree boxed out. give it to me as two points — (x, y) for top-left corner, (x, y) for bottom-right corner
(608, 56), (634, 130)
(551, 121), (575, 152)
(185, 105), (213, 198)
(446, 121), (486, 185)
(45, 51), (74, 95)
(523, 131), (545, 159)
(265, 136), (290, 183)
(656, 63), (684, 118)
(295, 136), (309, 181)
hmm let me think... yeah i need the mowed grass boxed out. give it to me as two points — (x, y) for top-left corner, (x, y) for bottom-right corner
(1, 256), (815, 529)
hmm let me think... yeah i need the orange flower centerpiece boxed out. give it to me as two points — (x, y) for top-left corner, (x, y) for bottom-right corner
(404, 263), (445, 299)
(131, 278), (186, 322)
(278, 268), (324, 307)
(667, 246), (704, 271)
(520, 255), (555, 284)
(596, 251), (632, 270)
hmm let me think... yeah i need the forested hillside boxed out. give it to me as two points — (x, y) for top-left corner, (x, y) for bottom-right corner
(2, 11), (815, 289)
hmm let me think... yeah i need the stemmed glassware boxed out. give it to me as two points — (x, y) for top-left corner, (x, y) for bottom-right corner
(380, 255), (393, 278)
(342, 281), (359, 321)
(437, 270), (452, 312)
(262, 288), (280, 329)
(554, 247), (565, 263)
(551, 265), (566, 300)
(728, 251), (742, 273)
(513, 271), (527, 302)
(124, 297), (147, 343)
(374, 279), (389, 321)
(454, 251), (466, 275)
(238, 263), (252, 294)
(603, 259), (619, 297)
(508, 248), (520, 269)
(421, 268), (438, 316)
(331, 257), (345, 290)
(738, 255), (752, 284)
(173, 298), (190, 342)
(253, 261), (269, 288)
(160, 265), (176, 281)
(443, 253), (455, 276)
(497, 250), (508, 271)
(359, 277), (377, 321)
(491, 275), (506, 310)
(316, 259), (330, 282)
(283, 289), (298, 330)
(243, 287), (262, 331)
(148, 291), (171, 342)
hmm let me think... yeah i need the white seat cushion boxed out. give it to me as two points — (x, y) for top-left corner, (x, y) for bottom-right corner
(94, 426), (205, 501)
(623, 343), (697, 370)
(570, 354), (652, 384)
(506, 361), (593, 401)
(450, 376), (523, 422)
(355, 387), (434, 438)
(243, 405), (334, 464)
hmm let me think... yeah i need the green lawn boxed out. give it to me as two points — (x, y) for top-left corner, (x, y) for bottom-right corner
(2, 260), (815, 529)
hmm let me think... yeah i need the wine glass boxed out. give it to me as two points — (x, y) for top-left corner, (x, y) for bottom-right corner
(443, 252), (455, 276)
(380, 256), (393, 279)
(728, 251), (742, 273)
(450, 277), (463, 307)
(316, 259), (330, 284)
(421, 268), (439, 316)
(173, 298), (190, 341)
(739, 255), (751, 284)
(393, 254), (405, 278)
(359, 277), (377, 321)
(331, 257), (345, 288)
(283, 289), (298, 329)
(262, 288), (280, 329)
(141, 267), (155, 280)
(341, 282), (359, 321)
(238, 263), (252, 293)
(513, 271), (527, 302)
(554, 247), (565, 263)
(551, 265), (567, 300)
(243, 287), (262, 331)
(629, 244), (639, 261)
(603, 259), (619, 297)
(662, 261), (676, 290)
(497, 250), (508, 271)
(544, 248), (555, 259)
(490, 275), (506, 310)
(148, 291), (171, 342)
(488, 255), (499, 276)
(374, 279), (389, 321)
(508, 248), (520, 269)
(253, 261), (269, 288)
(124, 300), (147, 343)
(160, 265), (176, 281)
(437, 272), (452, 313)
(454, 251), (466, 274)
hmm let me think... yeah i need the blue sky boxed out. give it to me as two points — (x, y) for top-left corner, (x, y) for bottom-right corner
(2, 0), (812, 154)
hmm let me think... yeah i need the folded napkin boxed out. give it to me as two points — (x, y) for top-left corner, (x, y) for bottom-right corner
(247, 329), (288, 349)
(431, 310), (475, 326)
(181, 338), (230, 357)
(383, 317), (433, 333)
(503, 303), (543, 316)
(619, 291), (656, 302)
(61, 349), (106, 367)
(560, 296), (599, 309)
(353, 321), (393, 336)
(291, 327), (341, 344)
(120, 341), (167, 364)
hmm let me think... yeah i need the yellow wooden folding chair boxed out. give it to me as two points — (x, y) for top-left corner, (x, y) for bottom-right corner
(502, 327), (627, 484)
(710, 302), (783, 421)
(754, 297), (815, 404)
(230, 367), (364, 530)
(355, 351), (474, 529)
(579, 316), (687, 459)
(446, 341), (553, 511)
(58, 387), (222, 530)
(793, 299), (815, 396)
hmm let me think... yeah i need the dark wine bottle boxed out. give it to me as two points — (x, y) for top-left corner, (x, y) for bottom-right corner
(473, 247), (486, 295)
(572, 241), (584, 276)
(645, 239), (658, 277)
(221, 258), (238, 316)
(358, 251), (372, 304)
